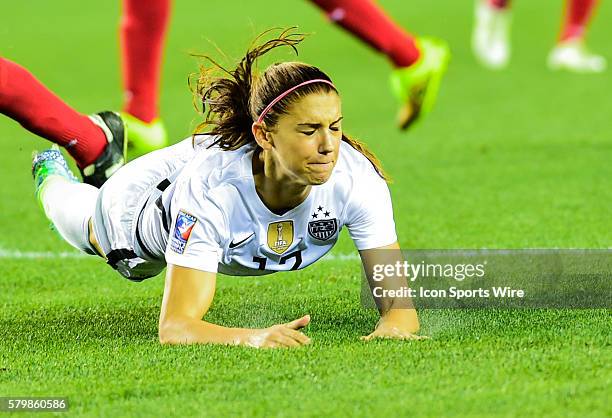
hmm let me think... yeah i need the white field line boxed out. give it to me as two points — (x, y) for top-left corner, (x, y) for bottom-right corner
(0, 247), (89, 259)
(3, 247), (605, 261)
(323, 253), (361, 261)
(0, 247), (360, 261)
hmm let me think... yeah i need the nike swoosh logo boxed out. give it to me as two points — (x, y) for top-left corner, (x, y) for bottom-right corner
(229, 233), (255, 249)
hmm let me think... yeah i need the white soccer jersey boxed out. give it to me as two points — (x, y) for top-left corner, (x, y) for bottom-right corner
(135, 137), (397, 276)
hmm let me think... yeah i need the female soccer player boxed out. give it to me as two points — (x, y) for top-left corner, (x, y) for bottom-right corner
(32, 30), (424, 348)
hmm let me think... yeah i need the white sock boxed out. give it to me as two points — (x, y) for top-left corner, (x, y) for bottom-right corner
(39, 177), (99, 253)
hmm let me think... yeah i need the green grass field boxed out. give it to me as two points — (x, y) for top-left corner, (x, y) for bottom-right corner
(1, 0), (611, 416)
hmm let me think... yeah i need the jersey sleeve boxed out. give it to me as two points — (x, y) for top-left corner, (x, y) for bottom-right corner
(164, 179), (227, 273)
(344, 169), (397, 250)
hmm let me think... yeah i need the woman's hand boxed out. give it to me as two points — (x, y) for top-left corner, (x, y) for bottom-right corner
(160, 265), (313, 348)
(361, 309), (429, 342)
(245, 315), (312, 348)
(361, 320), (429, 341)
(359, 243), (428, 342)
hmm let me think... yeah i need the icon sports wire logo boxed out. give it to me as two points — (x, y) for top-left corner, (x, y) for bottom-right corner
(170, 210), (197, 254)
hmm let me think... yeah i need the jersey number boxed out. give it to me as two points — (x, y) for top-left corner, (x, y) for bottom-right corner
(253, 250), (303, 271)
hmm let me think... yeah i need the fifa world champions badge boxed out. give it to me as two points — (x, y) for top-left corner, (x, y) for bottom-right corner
(267, 220), (294, 254)
(170, 210), (198, 254)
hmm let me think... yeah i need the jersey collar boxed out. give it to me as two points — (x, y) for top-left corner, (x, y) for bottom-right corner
(240, 148), (315, 219)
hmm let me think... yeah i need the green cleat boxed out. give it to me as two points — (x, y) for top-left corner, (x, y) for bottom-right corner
(390, 37), (451, 131)
(32, 146), (78, 206)
(121, 112), (169, 155)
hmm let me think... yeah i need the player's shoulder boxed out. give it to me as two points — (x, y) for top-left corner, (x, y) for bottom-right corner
(169, 136), (253, 215)
(178, 136), (253, 188)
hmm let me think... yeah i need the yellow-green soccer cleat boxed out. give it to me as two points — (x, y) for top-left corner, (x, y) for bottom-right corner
(390, 37), (451, 131)
(121, 112), (169, 155)
(32, 146), (78, 207)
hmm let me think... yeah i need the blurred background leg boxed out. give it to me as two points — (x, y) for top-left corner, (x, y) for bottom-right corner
(308, 0), (420, 67)
(560, 0), (597, 41)
(309, 0), (449, 131)
(472, 0), (512, 69)
(119, 0), (170, 153)
(548, 0), (606, 73)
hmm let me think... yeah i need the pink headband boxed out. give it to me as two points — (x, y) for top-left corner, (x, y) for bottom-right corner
(255, 79), (337, 124)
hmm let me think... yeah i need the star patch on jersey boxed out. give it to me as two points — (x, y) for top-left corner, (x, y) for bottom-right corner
(308, 219), (338, 241)
(308, 205), (338, 241)
(170, 210), (197, 254)
(267, 220), (293, 254)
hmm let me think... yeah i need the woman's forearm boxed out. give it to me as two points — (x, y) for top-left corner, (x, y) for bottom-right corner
(159, 316), (254, 346)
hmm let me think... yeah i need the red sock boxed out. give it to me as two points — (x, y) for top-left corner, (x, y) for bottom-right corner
(560, 0), (598, 41)
(0, 58), (106, 168)
(309, 0), (420, 68)
(120, 0), (170, 123)
(488, 0), (511, 9)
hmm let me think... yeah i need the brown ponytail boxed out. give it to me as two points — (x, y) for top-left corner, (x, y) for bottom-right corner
(190, 28), (305, 150)
(341, 134), (389, 182)
(190, 27), (389, 181)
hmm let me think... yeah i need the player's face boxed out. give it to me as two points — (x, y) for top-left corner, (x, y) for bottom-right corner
(270, 92), (342, 185)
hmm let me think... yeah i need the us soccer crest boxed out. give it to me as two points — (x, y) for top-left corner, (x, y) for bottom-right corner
(170, 210), (197, 254)
(267, 220), (293, 254)
(308, 205), (338, 241)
